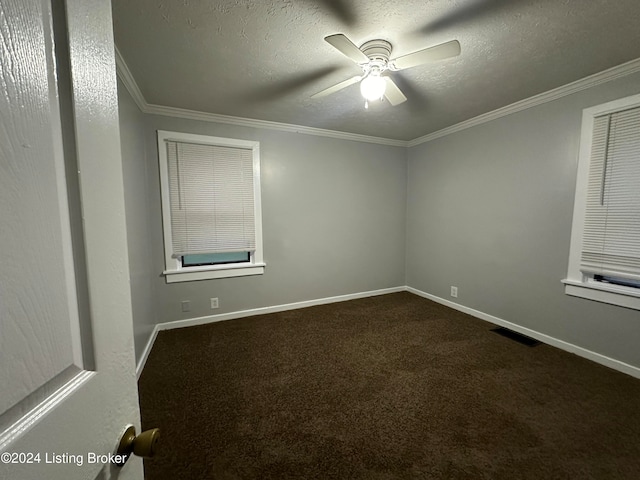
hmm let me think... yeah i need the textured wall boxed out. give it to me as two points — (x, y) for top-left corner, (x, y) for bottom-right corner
(118, 80), (158, 358)
(139, 116), (408, 326)
(406, 71), (640, 368)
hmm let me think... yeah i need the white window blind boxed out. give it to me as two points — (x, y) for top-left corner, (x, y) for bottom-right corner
(166, 141), (256, 257)
(580, 106), (640, 281)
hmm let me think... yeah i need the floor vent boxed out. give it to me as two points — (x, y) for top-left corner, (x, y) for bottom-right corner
(491, 327), (541, 347)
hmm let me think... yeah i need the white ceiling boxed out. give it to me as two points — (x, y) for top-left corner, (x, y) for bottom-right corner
(112, 0), (640, 141)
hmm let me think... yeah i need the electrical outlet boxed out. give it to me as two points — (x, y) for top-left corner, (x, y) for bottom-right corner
(181, 300), (190, 312)
(450, 286), (458, 298)
(210, 297), (219, 309)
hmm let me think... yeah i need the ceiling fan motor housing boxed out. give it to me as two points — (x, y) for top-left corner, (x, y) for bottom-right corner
(360, 39), (392, 64)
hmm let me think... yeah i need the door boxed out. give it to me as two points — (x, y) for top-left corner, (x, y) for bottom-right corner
(0, 1), (143, 479)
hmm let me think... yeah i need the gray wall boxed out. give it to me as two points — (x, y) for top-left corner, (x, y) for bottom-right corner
(118, 80), (158, 357)
(406, 72), (640, 367)
(140, 116), (407, 326)
(120, 68), (640, 370)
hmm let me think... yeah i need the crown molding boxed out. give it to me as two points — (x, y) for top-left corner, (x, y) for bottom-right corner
(143, 103), (408, 147)
(407, 57), (640, 147)
(115, 45), (640, 149)
(114, 45), (407, 147)
(114, 45), (147, 113)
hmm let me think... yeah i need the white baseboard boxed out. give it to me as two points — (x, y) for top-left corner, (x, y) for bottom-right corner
(135, 286), (404, 376)
(156, 287), (405, 332)
(136, 325), (160, 379)
(406, 286), (640, 380)
(135, 285), (640, 380)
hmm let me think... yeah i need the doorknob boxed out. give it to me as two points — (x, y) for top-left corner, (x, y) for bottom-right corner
(115, 425), (160, 467)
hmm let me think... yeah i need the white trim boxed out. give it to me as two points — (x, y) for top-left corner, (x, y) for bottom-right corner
(145, 104), (408, 147)
(562, 280), (640, 311)
(564, 92), (640, 311)
(407, 57), (640, 147)
(114, 45), (147, 112)
(565, 109), (595, 282)
(157, 287), (405, 331)
(135, 287), (404, 376)
(113, 46), (406, 147)
(582, 91), (640, 117)
(164, 264), (265, 283)
(136, 326), (160, 379)
(114, 46), (640, 148)
(252, 143), (264, 265)
(0, 371), (95, 450)
(44, 18), (84, 369)
(163, 261), (267, 275)
(134, 285), (640, 380)
(569, 278), (640, 299)
(157, 130), (264, 282)
(406, 286), (640, 380)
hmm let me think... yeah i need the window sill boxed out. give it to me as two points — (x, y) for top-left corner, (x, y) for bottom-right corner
(562, 278), (640, 311)
(164, 262), (265, 283)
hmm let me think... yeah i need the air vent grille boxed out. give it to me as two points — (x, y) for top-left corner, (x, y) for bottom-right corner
(491, 327), (541, 347)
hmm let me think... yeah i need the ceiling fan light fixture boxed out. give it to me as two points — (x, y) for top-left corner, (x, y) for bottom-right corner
(360, 72), (386, 101)
(316, 33), (457, 107)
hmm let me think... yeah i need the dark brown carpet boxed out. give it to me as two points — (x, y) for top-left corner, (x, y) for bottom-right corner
(138, 292), (640, 479)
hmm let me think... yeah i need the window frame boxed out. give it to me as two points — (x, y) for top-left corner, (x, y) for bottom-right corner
(563, 93), (640, 311)
(157, 130), (265, 283)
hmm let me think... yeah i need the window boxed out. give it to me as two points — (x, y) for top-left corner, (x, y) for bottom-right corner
(564, 93), (640, 310)
(157, 131), (264, 282)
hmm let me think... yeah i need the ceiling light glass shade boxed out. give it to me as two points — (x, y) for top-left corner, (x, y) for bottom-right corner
(360, 74), (386, 101)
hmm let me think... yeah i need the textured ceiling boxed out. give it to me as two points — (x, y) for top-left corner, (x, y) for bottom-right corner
(112, 0), (640, 141)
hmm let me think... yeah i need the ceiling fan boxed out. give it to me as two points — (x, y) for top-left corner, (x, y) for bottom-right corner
(312, 34), (461, 107)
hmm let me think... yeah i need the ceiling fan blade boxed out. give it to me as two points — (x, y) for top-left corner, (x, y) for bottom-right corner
(324, 34), (369, 63)
(244, 66), (341, 102)
(311, 75), (362, 98)
(417, 0), (522, 35)
(314, 0), (357, 26)
(383, 77), (407, 106)
(387, 72), (429, 111)
(391, 40), (460, 71)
